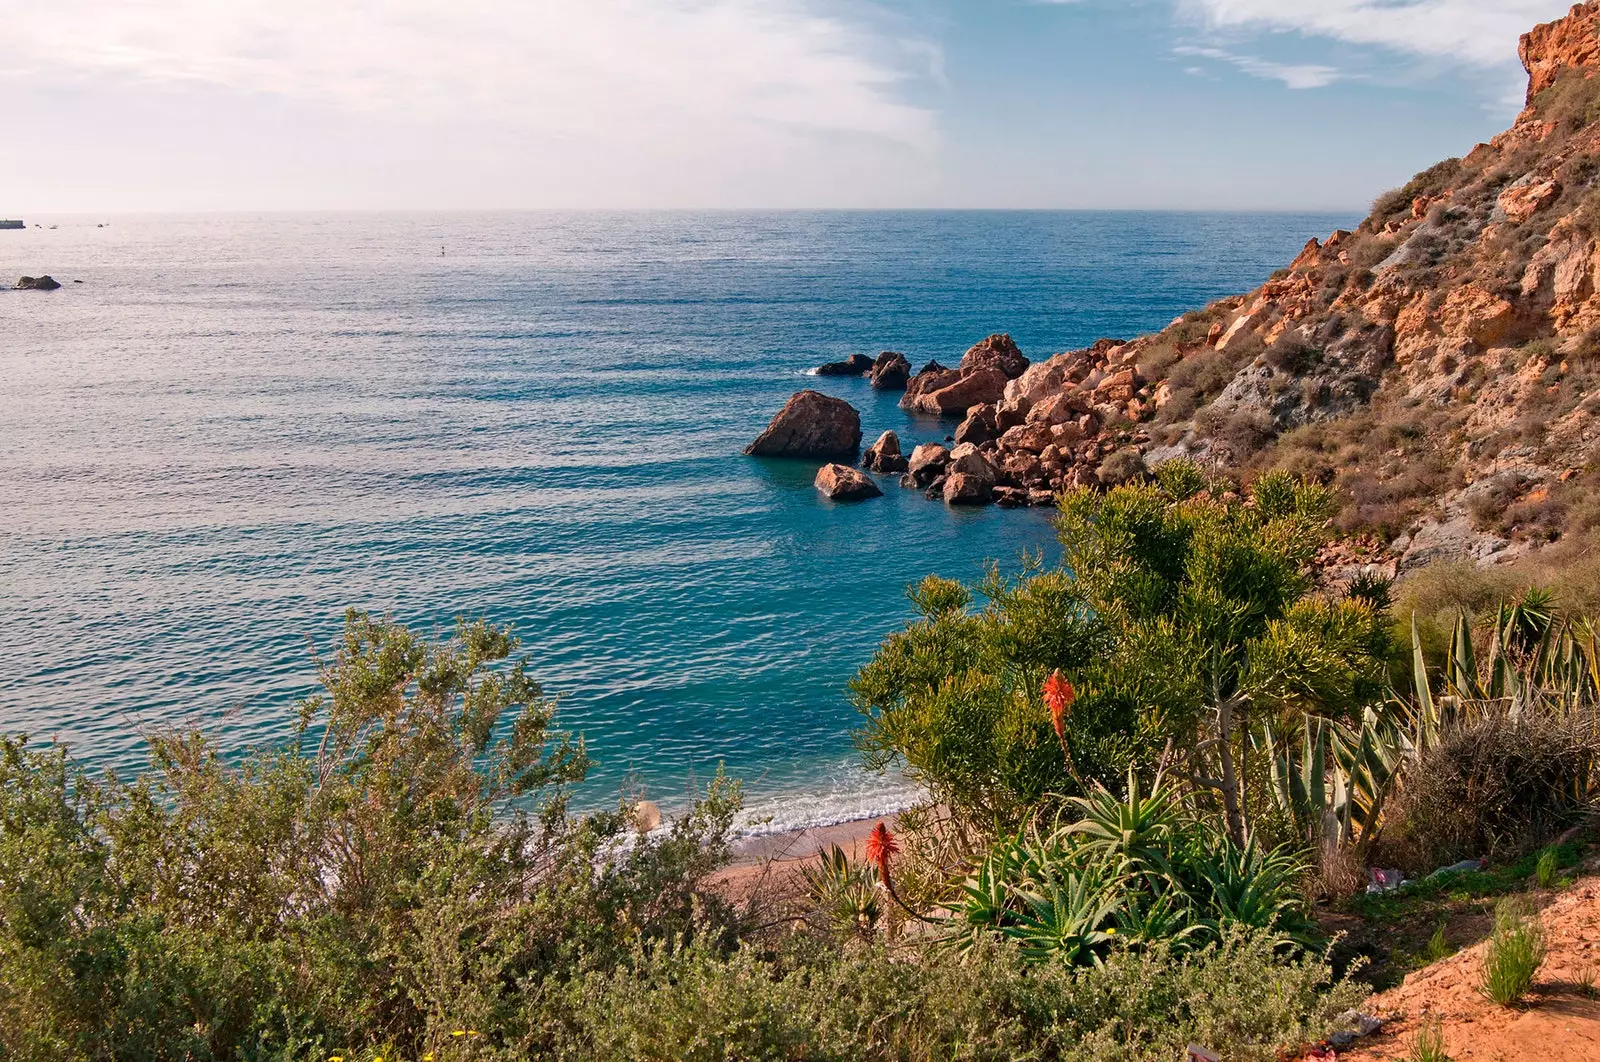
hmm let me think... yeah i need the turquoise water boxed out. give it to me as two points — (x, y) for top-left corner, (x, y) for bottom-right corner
(0, 211), (1354, 827)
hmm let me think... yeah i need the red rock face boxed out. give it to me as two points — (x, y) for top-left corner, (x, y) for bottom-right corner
(1521, 2), (1600, 104)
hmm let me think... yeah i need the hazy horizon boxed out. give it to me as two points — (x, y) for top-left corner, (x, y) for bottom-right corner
(5, 1), (1573, 214)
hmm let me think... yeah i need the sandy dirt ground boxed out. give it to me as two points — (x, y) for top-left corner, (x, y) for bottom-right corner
(708, 814), (895, 908)
(1341, 878), (1600, 1062)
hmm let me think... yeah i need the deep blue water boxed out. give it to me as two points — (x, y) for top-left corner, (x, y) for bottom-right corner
(0, 210), (1355, 828)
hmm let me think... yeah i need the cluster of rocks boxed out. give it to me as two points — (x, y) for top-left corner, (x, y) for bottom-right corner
(15, 275), (61, 291)
(814, 350), (913, 390)
(747, 333), (1161, 509)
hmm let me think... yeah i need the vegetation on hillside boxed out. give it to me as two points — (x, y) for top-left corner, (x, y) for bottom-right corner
(4, 464), (1599, 1060)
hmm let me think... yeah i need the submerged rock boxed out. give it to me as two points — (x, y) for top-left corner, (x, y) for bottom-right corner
(745, 390), (862, 459)
(815, 463), (883, 501)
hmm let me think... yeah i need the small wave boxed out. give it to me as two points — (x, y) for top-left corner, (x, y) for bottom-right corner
(732, 777), (928, 838)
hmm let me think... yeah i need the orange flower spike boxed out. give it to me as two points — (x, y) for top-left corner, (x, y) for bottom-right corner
(1042, 670), (1076, 743)
(865, 822), (899, 885)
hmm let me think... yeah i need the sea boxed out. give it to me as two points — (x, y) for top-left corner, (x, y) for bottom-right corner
(0, 210), (1356, 831)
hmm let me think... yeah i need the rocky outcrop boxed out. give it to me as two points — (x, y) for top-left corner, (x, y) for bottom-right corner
(1520, 2), (1600, 103)
(869, 351), (912, 390)
(899, 339), (1027, 415)
(815, 463), (883, 501)
(15, 275), (61, 291)
(863, 430), (909, 474)
(814, 353), (875, 377)
(907, 367), (1009, 416)
(840, 2), (1600, 541)
(745, 391), (862, 459)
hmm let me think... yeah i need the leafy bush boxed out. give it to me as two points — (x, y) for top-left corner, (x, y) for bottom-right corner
(0, 611), (745, 1062)
(852, 467), (1395, 833)
(1480, 898), (1546, 1006)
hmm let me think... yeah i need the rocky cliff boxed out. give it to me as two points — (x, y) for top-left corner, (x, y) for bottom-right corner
(954, 2), (1600, 571)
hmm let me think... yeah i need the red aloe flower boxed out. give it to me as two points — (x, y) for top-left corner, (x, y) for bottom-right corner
(865, 822), (899, 885)
(1043, 670), (1075, 744)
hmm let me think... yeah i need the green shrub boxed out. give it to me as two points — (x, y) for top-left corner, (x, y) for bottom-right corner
(558, 929), (1364, 1062)
(1480, 899), (1546, 1006)
(1422, 921), (1453, 964)
(1535, 845), (1560, 889)
(852, 469), (1394, 831)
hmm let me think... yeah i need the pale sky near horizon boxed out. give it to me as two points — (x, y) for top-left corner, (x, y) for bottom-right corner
(3, 1), (1578, 213)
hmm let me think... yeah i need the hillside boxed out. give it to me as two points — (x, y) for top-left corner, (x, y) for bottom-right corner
(916, 2), (1600, 573)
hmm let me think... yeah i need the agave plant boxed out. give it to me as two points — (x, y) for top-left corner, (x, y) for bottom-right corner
(1263, 708), (1402, 860)
(799, 845), (881, 938)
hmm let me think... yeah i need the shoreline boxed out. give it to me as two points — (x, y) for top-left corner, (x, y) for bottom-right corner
(711, 811), (906, 900)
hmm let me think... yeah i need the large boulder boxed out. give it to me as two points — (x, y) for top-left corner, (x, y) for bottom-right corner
(863, 430), (909, 474)
(869, 351), (913, 390)
(948, 442), (999, 484)
(953, 404), (998, 447)
(815, 463), (883, 501)
(907, 443), (951, 487)
(907, 367), (1009, 415)
(814, 353), (875, 377)
(745, 390), (862, 458)
(998, 424), (1053, 454)
(900, 365), (963, 411)
(15, 275), (61, 291)
(943, 473), (993, 506)
(960, 334), (1029, 379)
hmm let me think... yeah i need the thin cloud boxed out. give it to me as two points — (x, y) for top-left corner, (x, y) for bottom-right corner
(1174, 44), (1341, 89)
(1176, 1), (1572, 67)
(0, 0), (937, 149)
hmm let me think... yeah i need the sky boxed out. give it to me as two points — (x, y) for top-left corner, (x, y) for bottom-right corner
(2, 0), (1579, 212)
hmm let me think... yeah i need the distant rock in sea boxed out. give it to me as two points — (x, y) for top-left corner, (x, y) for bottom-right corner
(745, 390), (862, 459)
(15, 275), (61, 291)
(813, 353), (875, 377)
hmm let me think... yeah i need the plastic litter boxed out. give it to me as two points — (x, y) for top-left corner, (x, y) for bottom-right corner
(1327, 1010), (1384, 1046)
(1365, 867), (1406, 893)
